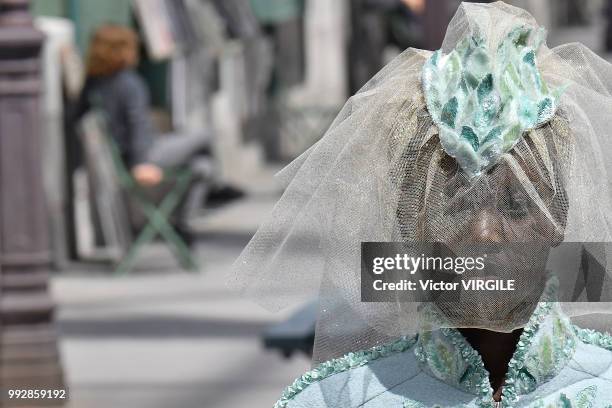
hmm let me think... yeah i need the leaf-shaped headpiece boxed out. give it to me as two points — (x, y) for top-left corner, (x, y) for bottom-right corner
(422, 25), (565, 178)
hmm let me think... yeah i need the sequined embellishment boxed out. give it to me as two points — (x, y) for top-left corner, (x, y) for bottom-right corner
(531, 385), (597, 408)
(414, 279), (577, 408)
(273, 335), (417, 408)
(422, 25), (565, 178)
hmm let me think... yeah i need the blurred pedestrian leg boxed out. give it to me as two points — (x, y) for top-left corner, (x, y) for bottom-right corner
(147, 131), (217, 221)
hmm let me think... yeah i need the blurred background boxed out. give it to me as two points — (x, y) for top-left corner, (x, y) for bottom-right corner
(1, 0), (611, 407)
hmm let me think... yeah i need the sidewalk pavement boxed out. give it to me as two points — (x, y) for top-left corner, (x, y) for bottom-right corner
(51, 22), (612, 407)
(52, 175), (311, 408)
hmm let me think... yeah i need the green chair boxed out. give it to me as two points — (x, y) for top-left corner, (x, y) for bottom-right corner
(78, 111), (199, 275)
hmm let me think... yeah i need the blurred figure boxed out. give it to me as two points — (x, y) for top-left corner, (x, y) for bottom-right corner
(402, 0), (425, 14)
(348, 0), (499, 93)
(606, 0), (612, 51)
(78, 24), (216, 242)
(560, 0), (589, 26)
(348, 0), (425, 93)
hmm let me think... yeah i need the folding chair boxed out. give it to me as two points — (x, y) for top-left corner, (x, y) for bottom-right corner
(79, 111), (199, 275)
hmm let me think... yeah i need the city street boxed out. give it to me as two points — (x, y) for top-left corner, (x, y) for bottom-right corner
(52, 187), (311, 408)
(41, 7), (612, 408)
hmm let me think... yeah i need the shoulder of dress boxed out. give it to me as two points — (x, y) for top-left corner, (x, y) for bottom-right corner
(273, 335), (418, 408)
(573, 325), (612, 351)
(571, 324), (612, 382)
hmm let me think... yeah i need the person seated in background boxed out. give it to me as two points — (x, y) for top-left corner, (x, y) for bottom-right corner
(77, 24), (222, 244)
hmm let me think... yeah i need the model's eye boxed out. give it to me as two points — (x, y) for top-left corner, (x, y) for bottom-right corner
(500, 189), (529, 219)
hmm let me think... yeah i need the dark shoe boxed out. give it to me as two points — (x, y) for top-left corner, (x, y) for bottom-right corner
(175, 225), (196, 249)
(206, 185), (245, 208)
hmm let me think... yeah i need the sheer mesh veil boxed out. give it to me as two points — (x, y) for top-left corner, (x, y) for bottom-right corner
(231, 1), (612, 363)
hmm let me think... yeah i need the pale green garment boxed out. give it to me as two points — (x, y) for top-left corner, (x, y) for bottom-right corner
(274, 301), (612, 408)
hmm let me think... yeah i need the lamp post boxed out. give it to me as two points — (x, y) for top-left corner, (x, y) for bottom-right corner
(0, 0), (64, 406)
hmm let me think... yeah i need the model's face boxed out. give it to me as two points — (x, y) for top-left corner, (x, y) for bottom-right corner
(424, 153), (563, 243)
(422, 152), (566, 330)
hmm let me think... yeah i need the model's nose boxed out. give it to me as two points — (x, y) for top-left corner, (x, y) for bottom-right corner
(471, 209), (504, 243)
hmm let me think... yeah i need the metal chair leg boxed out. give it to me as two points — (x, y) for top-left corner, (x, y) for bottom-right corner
(115, 171), (199, 275)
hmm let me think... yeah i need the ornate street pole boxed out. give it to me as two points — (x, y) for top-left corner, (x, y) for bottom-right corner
(0, 0), (64, 406)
